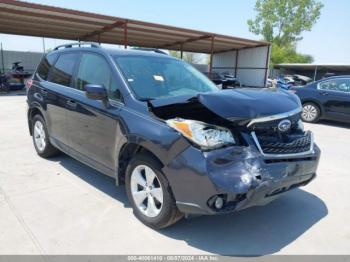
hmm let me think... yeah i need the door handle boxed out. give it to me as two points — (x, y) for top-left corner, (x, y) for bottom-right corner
(320, 91), (329, 96)
(66, 100), (77, 109)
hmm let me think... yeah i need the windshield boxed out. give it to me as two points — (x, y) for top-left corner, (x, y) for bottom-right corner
(113, 55), (219, 100)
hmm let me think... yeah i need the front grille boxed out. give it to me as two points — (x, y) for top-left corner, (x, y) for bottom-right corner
(264, 157), (317, 164)
(248, 111), (314, 157)
(250, 115), (314, 156)
(248, 114), (300, 132)
(258, 131), (312, 154)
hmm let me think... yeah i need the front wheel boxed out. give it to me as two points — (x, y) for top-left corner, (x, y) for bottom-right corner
(301, 103), (320, 123)
(125, 154), (183, 229)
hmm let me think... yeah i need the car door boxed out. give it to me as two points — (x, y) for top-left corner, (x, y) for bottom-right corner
(318, 78), (350, 119)
(37, 52), (80, 148)
(66, 52), (123, 174)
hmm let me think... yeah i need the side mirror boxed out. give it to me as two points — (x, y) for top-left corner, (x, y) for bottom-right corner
(85, 84), (108, 101)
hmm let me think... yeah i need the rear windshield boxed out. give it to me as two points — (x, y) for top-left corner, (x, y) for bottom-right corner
(113, 55), (218, 100)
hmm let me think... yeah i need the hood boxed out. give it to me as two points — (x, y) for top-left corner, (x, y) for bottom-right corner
(197, 88), (301, 120)
(149, 88), (301, 125)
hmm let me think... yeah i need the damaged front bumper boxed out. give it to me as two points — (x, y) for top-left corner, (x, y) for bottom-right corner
(163, 138), (320, 215)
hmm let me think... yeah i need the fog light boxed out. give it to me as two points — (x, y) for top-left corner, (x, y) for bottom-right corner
(215, 197), (224, 209)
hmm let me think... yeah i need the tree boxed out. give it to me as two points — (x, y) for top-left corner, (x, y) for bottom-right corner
(247, 0), (323, 65)
(247, 0), (323, 46)
(271, 42), (313, 65)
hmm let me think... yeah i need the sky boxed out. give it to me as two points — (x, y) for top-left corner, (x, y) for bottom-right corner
(0, 0), (349, 63)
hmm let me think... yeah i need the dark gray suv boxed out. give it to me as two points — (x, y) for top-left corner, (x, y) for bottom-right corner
(27, 42), (320, 228)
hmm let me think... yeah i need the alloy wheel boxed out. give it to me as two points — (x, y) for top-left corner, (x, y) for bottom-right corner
(302, 104), (318, 122)
(33, 120), (46, 151)
(130, 165), (163, 218)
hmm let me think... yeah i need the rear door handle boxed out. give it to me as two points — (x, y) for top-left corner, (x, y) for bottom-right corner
(66, 100), (77, 109)
(320, 91), (329, 96)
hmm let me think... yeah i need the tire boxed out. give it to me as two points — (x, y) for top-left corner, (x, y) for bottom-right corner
(301, 102), (320, 123)
(125, 153), (183, 229)
(32, 114), (60, 158)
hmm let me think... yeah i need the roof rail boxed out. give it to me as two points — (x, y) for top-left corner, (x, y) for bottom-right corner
(53, 42), (100, 51)
(131, 47), (168, 55)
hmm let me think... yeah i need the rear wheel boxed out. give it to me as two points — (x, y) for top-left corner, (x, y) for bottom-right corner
(125, 154), (183, 229)
(32, 115), (60, 158)
(301, 103), (320, 123)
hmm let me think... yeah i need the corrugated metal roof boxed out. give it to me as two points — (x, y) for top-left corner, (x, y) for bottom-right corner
(0, 0), (269, 53)
(275, 63), (350, 71)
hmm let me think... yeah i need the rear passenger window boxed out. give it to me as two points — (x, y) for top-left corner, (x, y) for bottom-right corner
(36, 53), (58, 80)
(49, 53), (79, 87)
(319, 79), (350, 93)
(76, 53), (121, 100)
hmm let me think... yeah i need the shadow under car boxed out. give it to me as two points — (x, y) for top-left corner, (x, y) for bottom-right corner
(50, 154), (328, 256)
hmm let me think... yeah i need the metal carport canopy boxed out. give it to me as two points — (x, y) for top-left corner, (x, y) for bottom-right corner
(274, 63), (350, 72)
(0, 0), (268, 54)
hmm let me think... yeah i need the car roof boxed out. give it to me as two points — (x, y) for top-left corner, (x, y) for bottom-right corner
(49, 46), (176, 60)
(306, 75), (350, 85)
(317, 75), (350, 81)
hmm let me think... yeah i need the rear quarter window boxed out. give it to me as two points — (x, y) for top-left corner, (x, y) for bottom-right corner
(36, 53), (58, 80)
(49, 53), (79, 87)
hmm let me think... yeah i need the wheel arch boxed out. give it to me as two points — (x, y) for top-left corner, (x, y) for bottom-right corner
(28, 105), (46, 136)
(115, 128), (188, 186)
(117, 142), (164, 186)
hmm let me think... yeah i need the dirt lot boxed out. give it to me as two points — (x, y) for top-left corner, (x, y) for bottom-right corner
(0, 94), (350, 255)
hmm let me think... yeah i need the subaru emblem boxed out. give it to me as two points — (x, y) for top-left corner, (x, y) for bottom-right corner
(278, 119), (291, 132)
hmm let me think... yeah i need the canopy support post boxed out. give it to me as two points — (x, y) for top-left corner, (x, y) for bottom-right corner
(1, 43), (5, 74)
(209, 35), (215, 75)
(234, 49), (239, 78)
(314, 66), (318, 81)
(263, 44), (271, 86)
(42, 37), (46, 54)
(124, 20), (128, 49)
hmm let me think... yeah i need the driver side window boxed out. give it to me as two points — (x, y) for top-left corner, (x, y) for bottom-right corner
(76, 53), (121, 100)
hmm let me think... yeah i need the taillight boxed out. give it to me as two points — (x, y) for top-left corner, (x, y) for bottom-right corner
(26, 79), (33, 89)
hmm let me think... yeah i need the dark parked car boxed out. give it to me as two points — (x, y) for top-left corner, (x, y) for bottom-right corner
(207, 72), (241, 88)
(27, 42), (320, 229)
(290, 76), (350, 123)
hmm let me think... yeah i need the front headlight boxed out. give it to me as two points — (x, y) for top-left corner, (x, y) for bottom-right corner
(166, 118), (236, 149)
